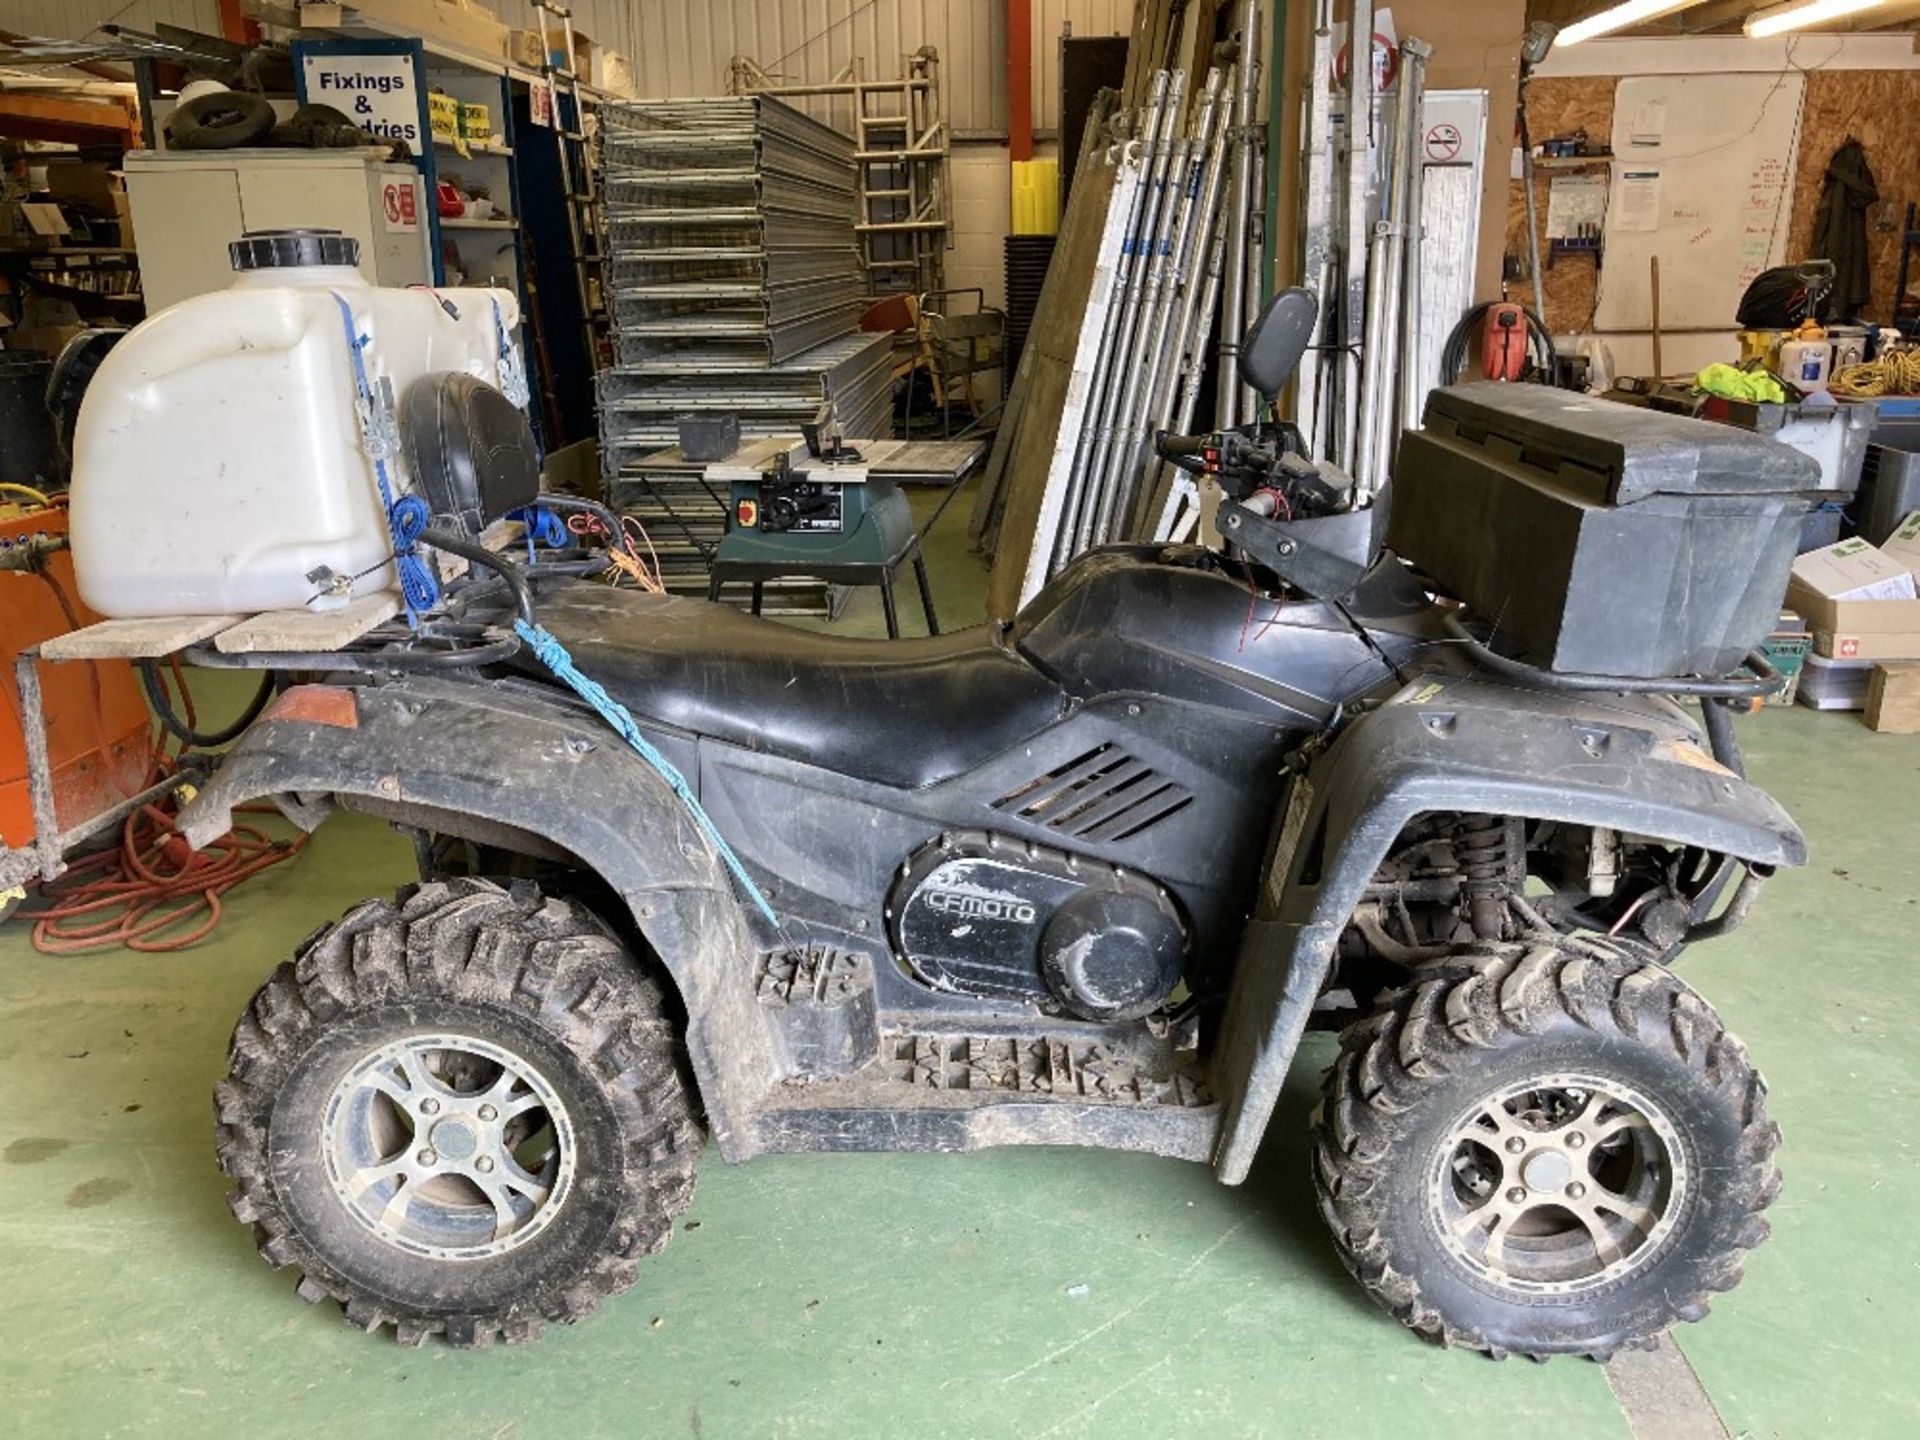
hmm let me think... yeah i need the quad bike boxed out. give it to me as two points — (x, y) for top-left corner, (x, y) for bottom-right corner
(178, 292), (1801, 1357)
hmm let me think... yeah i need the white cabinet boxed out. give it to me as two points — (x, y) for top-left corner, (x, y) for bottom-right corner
(125, 150), (431, 311)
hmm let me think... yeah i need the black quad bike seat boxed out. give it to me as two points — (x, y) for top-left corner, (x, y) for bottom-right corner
(527, 582), (1069, 790)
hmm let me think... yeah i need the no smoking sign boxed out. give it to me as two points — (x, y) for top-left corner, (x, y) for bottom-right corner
(381, 179), (419, 232)
(1425, 123), (1463, 162)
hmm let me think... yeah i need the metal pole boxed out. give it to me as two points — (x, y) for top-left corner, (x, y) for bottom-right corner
(1215, 0), (1263, 429)
(1132, 68), (1234, 468)
(1294, 2), (1337, 458)
(1059, 73), (1181, 564)
(1154, 212), (1230, 541)
(1051, 87), (1167, 563)
(1336, 0), (1375, 471)
(1020, 132), (1146, 607)
(1517, 81), (1549, 332)
(1078, 69), (1186, 549)
(1353, 40), (1421, 500)
(1396, 38), (1432, 437)
(1092, 71), (1224, 544)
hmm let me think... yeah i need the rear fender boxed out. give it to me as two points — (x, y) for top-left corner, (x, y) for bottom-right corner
(176, 678), (781, 1162)
(1211, 676), (1805, 1183)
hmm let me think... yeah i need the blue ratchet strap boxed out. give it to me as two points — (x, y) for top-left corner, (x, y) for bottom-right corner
(510, 504), (570, 563)
(329, 292), (439, 626)
(513, 619), (781, 930)
(491, 298), (559, 562)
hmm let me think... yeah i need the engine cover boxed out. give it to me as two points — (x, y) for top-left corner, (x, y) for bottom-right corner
(886, 831), (1186, 1022)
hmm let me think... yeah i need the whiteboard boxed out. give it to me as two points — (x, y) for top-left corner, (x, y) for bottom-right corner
(1593, 72), (1806, 332)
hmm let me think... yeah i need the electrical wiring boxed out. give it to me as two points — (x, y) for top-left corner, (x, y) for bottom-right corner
(564, 509), (666, 593)
(0, 482), (53, 506)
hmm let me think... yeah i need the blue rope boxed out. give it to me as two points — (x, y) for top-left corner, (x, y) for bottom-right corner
(330, 293), (439, 626)
(513, 619), (781, 930)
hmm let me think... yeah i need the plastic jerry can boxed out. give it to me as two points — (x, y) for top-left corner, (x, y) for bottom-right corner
(68, 228), (523, 618)
(1778, 321), (1832, 395)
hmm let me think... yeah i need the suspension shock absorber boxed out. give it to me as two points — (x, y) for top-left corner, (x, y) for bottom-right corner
(1456, 814), (1513, 941)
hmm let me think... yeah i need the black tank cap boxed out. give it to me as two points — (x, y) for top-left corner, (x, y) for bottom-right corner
(228, 228), (362, 272)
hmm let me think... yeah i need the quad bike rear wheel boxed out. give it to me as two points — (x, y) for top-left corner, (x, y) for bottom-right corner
(1313, 935), (1780, 1360)
(215, 878), (698, 1347)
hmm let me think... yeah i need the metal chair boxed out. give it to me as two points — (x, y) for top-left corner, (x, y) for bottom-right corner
(913, 288), (1005, 438)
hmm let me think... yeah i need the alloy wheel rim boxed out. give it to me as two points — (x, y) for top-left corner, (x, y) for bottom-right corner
(1427, 1071), (1687, 1296)
(321, 1032), (576, 1261)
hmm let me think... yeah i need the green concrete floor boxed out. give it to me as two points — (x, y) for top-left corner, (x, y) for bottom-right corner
(3, 481), (1917, 1437)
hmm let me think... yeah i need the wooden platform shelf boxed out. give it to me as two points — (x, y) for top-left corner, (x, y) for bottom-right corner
(38, 594), (400, 663)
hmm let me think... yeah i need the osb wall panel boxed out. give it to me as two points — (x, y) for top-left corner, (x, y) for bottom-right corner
(1786, 68), (1920, 321)
(1506, 68), (1920, 333)
(1504, 77), (1615, 336)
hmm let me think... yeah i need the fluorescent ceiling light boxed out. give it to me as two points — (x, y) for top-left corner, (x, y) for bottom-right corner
(1558, 1), (1697, 46)
(1744, 0), (1885, 37)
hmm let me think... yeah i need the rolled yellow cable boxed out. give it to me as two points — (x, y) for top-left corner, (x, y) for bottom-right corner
(1831, 349), (1920, 398)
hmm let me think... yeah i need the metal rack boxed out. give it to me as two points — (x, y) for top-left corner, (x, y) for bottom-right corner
(727, 49), (950, 297)
(597, 330), (893, 473)
(601, 96), (864, 367)
(598, 95), (883, 617)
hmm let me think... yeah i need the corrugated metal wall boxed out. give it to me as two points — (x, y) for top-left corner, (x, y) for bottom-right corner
(3, 0), (224, 41)
(6, 1), (1132, 137)
(472, 0), (1131, 138)
(1032, 0), (1132, 136)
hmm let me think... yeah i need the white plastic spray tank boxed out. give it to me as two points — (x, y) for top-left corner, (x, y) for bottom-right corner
(68, 228), (525, 618)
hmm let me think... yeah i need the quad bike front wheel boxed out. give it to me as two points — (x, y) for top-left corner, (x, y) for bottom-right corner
(215, 879), (698, 1347)
(1313, 936), (1780, 1360)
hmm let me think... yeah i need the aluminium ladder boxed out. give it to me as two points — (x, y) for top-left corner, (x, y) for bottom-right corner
(531, 0), (609, 373)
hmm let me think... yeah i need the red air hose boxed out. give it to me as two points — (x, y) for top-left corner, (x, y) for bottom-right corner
(22, 659), (307, 955)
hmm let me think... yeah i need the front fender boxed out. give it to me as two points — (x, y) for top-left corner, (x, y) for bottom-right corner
(1211, 675), (1805, 1183)
(177, 677), (781, 1162)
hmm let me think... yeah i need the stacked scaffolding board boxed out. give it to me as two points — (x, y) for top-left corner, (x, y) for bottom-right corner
(600, 330), (894, 477)
(728, 50), (951, 298)
(599, 95), (881, 618)
(601, 96), (864, 369)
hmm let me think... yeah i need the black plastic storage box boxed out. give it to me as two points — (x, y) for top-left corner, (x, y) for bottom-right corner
(1391, 384), (1823, 678)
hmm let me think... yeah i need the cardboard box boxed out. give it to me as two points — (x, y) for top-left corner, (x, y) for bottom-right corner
(507, 28), (544, 71)
(113, 190), (134, 249)
(1814, 629), (1920, 661)
(19, 203), (70, 240)
(1882, 510), (1920, 581)
(324, 0), (506, 63)
(44, 160), (120, 215)
(1866, 663), (1920, 733)
(6, 323), (87, 356)
(1786, 537), (1920, 638)
(594, 47), (636, 96)
(1790, 538), (1918, 604)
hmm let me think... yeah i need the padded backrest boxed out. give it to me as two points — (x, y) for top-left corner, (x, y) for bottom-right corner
(401, 371), (539, 536)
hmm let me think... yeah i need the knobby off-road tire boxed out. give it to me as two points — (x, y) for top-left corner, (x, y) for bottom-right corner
(1313, 935), (1780, 1360)
(214, 878), (699, 1347)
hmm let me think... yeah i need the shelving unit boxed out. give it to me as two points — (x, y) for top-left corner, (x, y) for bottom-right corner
(280, 27), (605, 448)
